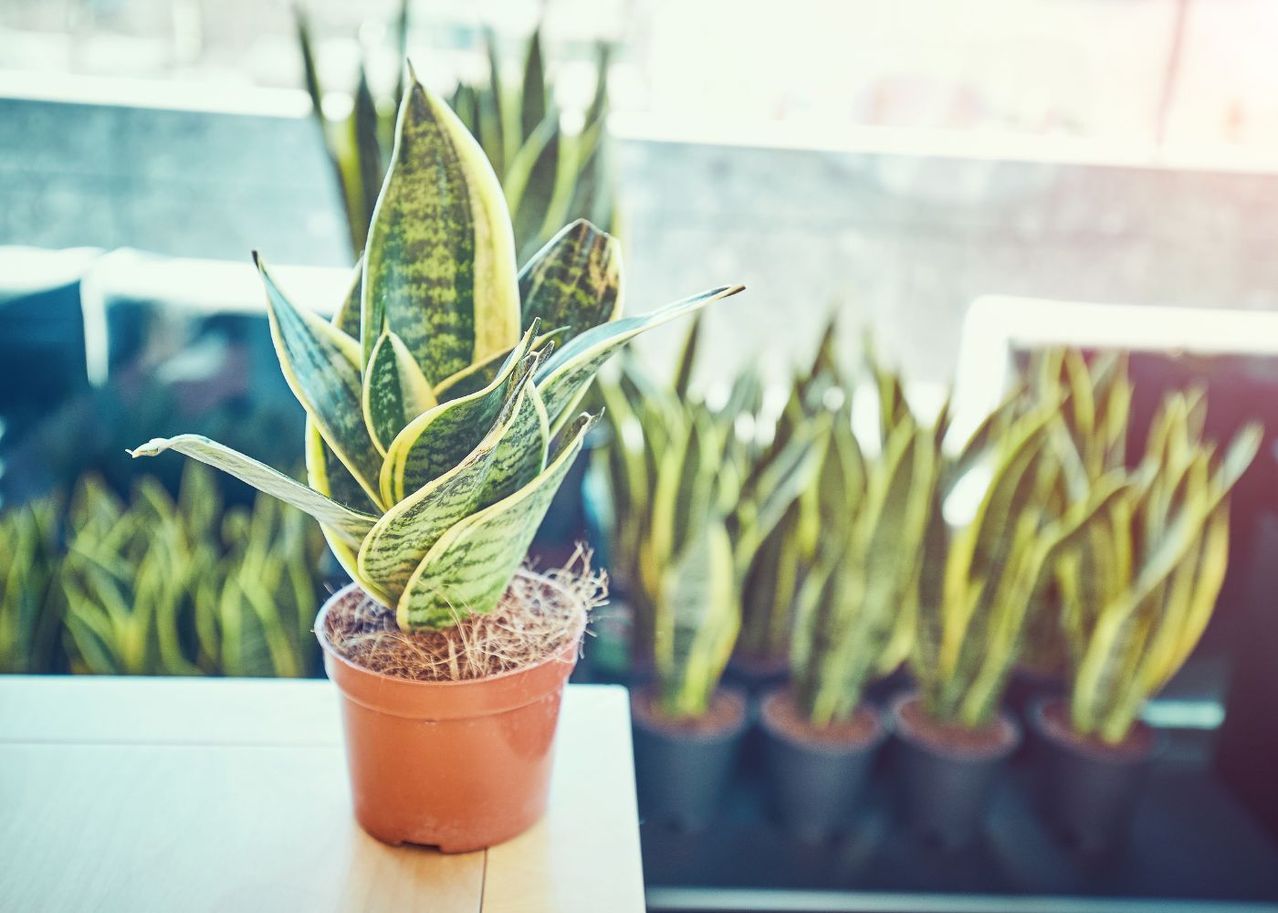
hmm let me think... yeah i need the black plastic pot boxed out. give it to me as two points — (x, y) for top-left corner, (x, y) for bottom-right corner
(759, 689), (887, 841)
(1029, 698), (1160, 853)
(631, 688), (748, 831)
(891, 693), (1020, 850)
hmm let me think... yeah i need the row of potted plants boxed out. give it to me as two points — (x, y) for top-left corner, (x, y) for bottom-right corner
(0, 463), (327, 677)
(592, 322), (1259, 852)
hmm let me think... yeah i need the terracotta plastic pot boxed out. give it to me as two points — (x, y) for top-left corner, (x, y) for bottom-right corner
(759, 688), (886, 841)
(1029, 698), (1160, 853)
(316, 575), (584, 853)
(891, 692), (1020, 850)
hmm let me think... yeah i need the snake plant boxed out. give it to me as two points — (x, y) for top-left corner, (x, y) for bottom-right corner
(789, 341), (945, 727)
(61, 465), (327, 677)
(298, 2), (614, 262)
(132, 71), (739, 632)
(1057, 392), (1260, 743)
(911, 388), (1128, 729)
(1020, 348), (1133, 678)
(595, 319), (824, 719)
(0, 498), (64, 673)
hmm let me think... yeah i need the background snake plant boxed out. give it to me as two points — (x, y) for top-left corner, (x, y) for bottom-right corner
(297, 2), (615, 262)
(132, 67), (739, 632)
(1057, 390), (1260, 743)
(594, 317), (826, 719)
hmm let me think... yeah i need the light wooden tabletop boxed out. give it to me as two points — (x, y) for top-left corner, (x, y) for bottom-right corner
(0, 676), (645, 913)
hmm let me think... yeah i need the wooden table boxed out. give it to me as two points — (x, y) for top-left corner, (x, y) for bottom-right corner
(0, 676), (645, 913)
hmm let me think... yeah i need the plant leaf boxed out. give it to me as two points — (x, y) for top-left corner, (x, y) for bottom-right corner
(518, 219), (622, 341)
(128, 435), (377, 547)
(520, 27), (546, 142)
(396, 412), (597, 629)
(363, 68), (521, 384)
(380, 327), (539, 503)
(362, 329), (437, 454)
(256, 256), (382, 503)
(535, 285), (745, 430)
(357, 368), (549, 600)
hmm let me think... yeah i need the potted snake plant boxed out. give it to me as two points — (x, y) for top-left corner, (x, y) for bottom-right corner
(897, 391), (1125, 849)
(760, 406), (928, 840)
(130, 67), (740, 852)
(1032, 391), (1259, 853)
(1016, 349), (1132, 708)
(595, 325), (824, 830)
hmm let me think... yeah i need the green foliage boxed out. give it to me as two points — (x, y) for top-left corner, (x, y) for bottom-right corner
(789, 339), (941, 727)
(133, 73), (739, 631)
(1058, 392), (1259, 743)
(1019, 349), (1132, 678)
(0, 464), (328, 677)
(911, 379), (1127, 729)
(61, 466), (328, 677)
(297, 3), (615, 262)
(595, 318), (825, 719)
(0, 499), (64, 673)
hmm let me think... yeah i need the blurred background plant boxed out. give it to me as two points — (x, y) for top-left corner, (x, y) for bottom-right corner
(0, 463), (328, 677)
(594, 317), (826, 719)
(1058, 393), (1260, 743)
(296, 0), (615, 262)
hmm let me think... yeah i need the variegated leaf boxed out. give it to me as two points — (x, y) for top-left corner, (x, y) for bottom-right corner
(518, 219), (622, 342)
(396, 412), (596, 629)
(362, 329), (436, 454)
(256, 255), (382, 503)
(363, 68), (520, 384)
(357, 370), (550, 599)
(128, 435), (377, 547)
(380, 327), (538, 504)
(535, 284), (744, 430)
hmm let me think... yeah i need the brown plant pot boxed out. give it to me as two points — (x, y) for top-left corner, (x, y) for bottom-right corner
(316, 575), (584, 853)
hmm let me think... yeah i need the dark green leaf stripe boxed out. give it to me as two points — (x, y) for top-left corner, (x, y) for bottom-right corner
(364, 70), (520, 383)
(357, 370), (550, 599)
(518, 219), (621, 342)
(128, 435), (377, 547)
(380, 326), (537, 504)
(362, 330), (436, 455)
(257, 256), (383, 504)
(535, 284), (744, 429)
(396, 412), (597, 629)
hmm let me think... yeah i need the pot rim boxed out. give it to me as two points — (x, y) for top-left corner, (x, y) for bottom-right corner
(315, 569), (585, 689)
(1029, 696), (1163, 765)
(758, 686), (888, 756)
(317, 571), (586, 720)
(889, 691), (1021, 762)
(631, 685), (750, 744)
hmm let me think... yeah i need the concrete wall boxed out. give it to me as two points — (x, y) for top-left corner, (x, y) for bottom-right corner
(4, 95), (1278, 387)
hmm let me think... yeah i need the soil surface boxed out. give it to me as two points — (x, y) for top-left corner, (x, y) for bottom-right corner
(1039, 698), (1156, 761)
(632, 687), (747, 737)
(320, 569), (591, 683)
(894, 694), (1018, 758)
(760, 688), (881, 748)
